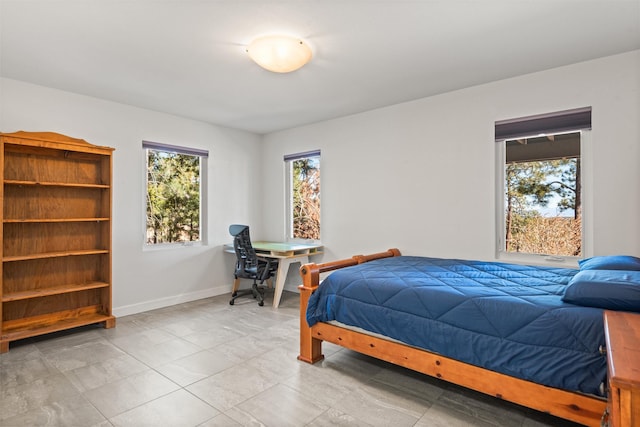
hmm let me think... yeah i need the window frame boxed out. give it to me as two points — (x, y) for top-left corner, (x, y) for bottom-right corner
(284, 150), (321, 243)
(494, 109), (592, 266)
(142, 140), (208, 249)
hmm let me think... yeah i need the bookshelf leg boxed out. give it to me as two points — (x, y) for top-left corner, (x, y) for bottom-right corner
(104, 318), (116, 329)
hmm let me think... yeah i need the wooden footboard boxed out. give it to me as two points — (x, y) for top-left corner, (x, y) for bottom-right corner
(297, 248), (606, 427)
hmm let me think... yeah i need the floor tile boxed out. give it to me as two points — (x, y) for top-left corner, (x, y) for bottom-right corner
(155, 348), (243, 387)
(230, 383), (326, 427)
(306, 408), (373, 427)
(107, 328), (178, 354)
(436, 386), (524, 427)
(244, 346), (303, 383)
(32, 328), (106, 353)
(123, 336), (203, 368)
(83, 369), (180, 418)
(416, 403), (498, 427)
(0, 373), (81, 421)
(329, 378), (429, 427)
(186, 363), (278, 411)
(63, 353), (148, 392)
(282, 361), (363, 408)
(211, 333), (280, 361)
(180, 326), (246, 350)
(370, 362), (446, 403)
(197, 412), (242, 426)
(42, 340), (127, 372)
(0, 394), (106, 427)
(0, 342), (43, 363)
(0, 354), (59, 388)
(109, 389), (218, 427)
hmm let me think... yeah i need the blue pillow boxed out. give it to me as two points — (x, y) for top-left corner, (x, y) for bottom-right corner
(578, 255), (640, 271)
(562, 270), (640, 312)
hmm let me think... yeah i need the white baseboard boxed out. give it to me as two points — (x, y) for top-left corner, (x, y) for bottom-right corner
(112, 285), (229, 318)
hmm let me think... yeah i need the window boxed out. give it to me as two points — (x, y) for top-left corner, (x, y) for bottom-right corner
(495, 108), (591, 259)
(285, 150), (321, 241)
(143, 141), (208, 246)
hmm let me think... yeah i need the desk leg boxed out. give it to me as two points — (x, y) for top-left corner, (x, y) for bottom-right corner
(273, 255), (309, 308)
(232, 277), (241, 293)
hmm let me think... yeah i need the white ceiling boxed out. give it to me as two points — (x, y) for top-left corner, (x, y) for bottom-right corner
(1, 1), (639, 134)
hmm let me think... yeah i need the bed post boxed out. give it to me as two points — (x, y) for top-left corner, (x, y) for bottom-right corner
(298, 262), (324, 363)
(297, 249), (402, 364)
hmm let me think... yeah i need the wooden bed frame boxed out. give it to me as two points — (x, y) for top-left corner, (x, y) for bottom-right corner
(297, 248), (607, 427)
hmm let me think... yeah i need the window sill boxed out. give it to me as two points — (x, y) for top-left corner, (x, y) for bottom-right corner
(143, 241), (205, 252)
(496, 251), (579, 269)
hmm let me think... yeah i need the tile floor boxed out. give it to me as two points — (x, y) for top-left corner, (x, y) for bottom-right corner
(0, 291), (583, 426)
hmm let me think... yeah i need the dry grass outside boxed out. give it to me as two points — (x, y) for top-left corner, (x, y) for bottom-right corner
(507, 216), (581, 256)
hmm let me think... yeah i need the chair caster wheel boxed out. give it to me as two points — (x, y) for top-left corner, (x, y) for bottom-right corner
(229, 300), (234, 305)
(258, 301), (264, 306)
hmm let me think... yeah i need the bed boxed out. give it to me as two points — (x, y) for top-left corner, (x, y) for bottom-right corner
(297, 249), (627, 426)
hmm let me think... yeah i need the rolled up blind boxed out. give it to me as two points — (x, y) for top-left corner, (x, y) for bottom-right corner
(495, 107), (591, 141)
(284, 149), (321, 162)
(143, 140), (209, 157)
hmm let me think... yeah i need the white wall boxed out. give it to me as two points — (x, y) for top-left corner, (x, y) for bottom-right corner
(262, 51), (640, 274)
(0, 78), (264, 316)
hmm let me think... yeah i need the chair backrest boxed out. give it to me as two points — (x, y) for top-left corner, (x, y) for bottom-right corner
(229, 224), (259, 276)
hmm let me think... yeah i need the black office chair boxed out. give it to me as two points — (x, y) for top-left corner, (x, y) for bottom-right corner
(228, 224), (278, 306)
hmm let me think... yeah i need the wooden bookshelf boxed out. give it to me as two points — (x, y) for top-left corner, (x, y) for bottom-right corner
(0, 131), (115, 353)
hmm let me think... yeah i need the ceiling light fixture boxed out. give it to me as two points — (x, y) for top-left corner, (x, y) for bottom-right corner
(246, 35), (312, 73)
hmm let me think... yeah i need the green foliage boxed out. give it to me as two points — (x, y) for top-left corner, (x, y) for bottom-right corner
(292, 158), (320, 240)
(507, 159), (576, 212)
(146, 150), (200, 244)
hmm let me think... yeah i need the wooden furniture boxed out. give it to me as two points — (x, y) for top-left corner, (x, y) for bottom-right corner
(603, 310), (640, 427)
(224, 241), (323, 308)
(298, 248), (607, 427)
(0, 131), (115, 353)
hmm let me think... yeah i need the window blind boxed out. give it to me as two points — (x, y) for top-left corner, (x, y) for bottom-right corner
(142, 140), (209, 157)
(495, 107), (591, 141)
(284, 149), (321, 162)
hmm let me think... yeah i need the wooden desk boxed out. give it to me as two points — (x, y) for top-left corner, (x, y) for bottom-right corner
(224, 241), (323, 308)
(604, 310), (640, 427)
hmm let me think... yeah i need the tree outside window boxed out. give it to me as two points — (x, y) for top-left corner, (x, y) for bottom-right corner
(145, 143), (206, 245)
(286, 151), (320, 241)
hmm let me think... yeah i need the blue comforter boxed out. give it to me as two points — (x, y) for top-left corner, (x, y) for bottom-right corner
(306, 256), (607, 396)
